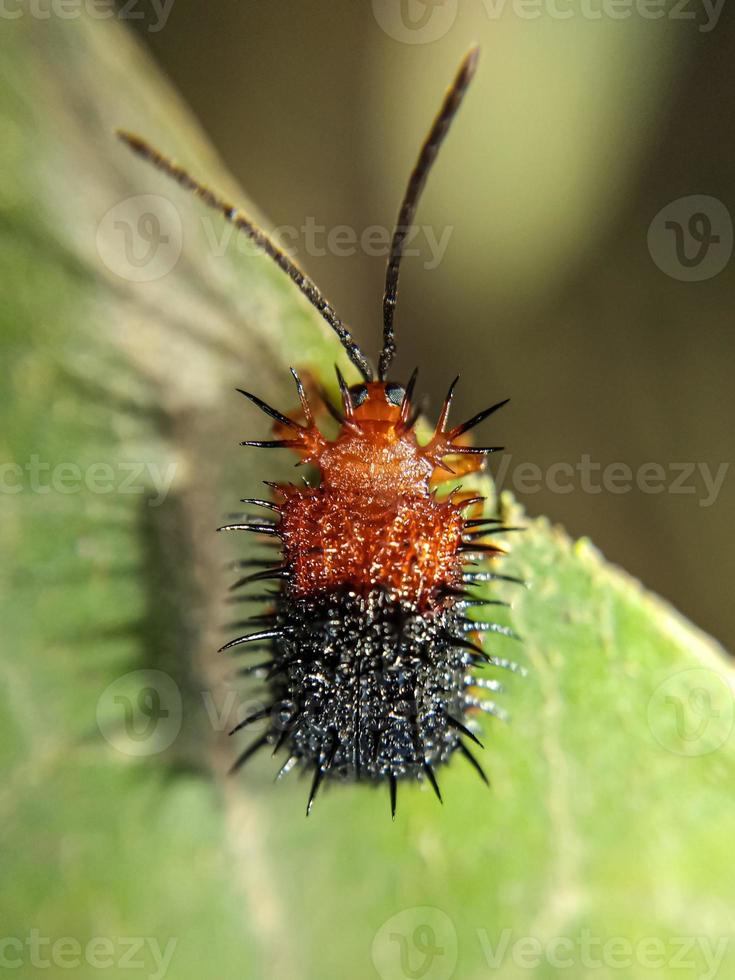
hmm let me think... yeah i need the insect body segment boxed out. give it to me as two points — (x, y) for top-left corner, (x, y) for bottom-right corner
(275, 379), (467, 602)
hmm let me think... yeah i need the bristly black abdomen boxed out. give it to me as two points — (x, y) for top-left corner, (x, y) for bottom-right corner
(235, 588), (492, 815)
(276, 590), (468, 776)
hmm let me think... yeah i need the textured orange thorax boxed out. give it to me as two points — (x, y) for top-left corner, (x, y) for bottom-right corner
(277, 387), (466, 606)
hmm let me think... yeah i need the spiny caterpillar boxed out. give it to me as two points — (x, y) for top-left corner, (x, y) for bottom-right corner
(119, 45), (525, 817)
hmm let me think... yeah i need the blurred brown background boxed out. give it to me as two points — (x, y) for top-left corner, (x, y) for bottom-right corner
(129, 0), (734, 649)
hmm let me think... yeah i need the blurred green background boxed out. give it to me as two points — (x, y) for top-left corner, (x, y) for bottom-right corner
(2, 2), (735, 979)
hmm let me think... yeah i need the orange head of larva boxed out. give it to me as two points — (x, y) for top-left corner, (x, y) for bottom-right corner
(348, 381), (405, 424)
(316, 380), (433, 498)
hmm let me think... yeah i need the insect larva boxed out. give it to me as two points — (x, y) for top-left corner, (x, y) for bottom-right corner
(120, 45), (524, 817)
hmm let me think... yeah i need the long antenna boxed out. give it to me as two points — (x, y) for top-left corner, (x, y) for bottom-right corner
(378, 45), (480, 382)
(117, 131), (374, 382)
